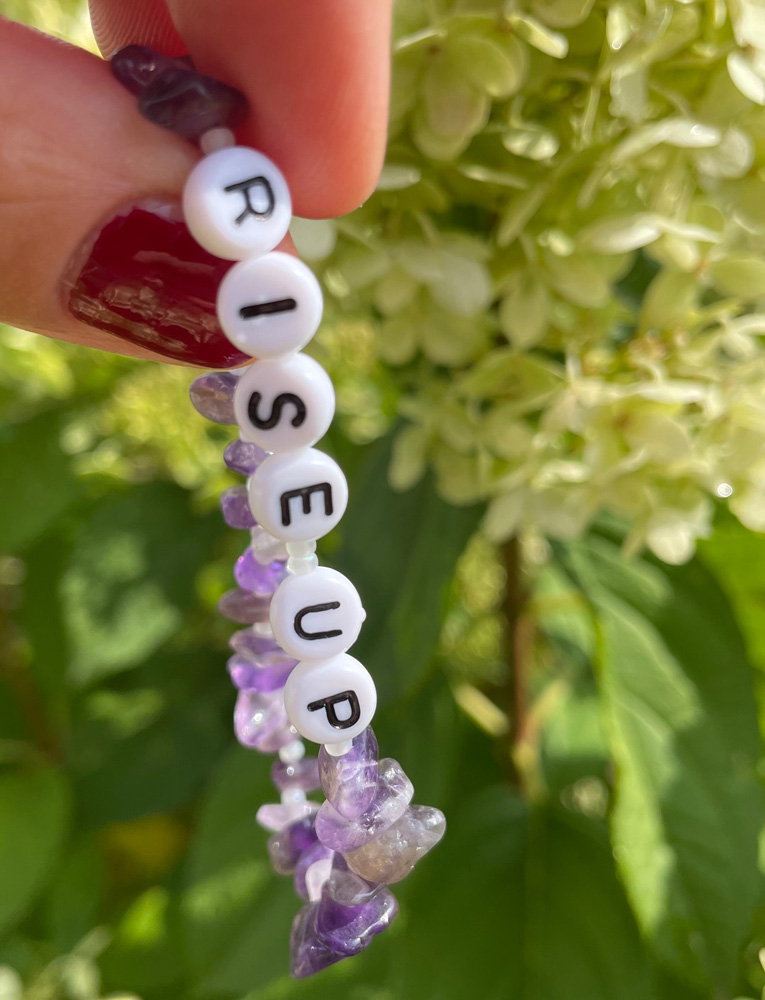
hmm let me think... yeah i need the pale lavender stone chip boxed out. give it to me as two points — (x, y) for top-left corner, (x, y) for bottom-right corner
(257, 800), (318, 832)
(344, 804), (446, 885)
(315, 759), (413, 853)
(220, 486), (256, 529)
(189, 371), (238, 424)
(218, 588), (272, 625)
(229, 629), (294, 667)
(272, 756), (321, 794)
(224, 438), (268, 476)
(234, 548), (286, 596)
(233, 689), (295, 752)
(227, 655), (295, 693)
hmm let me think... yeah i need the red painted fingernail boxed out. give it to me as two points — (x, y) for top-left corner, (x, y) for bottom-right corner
(64, 198), (248, 368)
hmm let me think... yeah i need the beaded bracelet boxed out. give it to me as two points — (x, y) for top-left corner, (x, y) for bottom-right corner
(109, 46), (445, 979)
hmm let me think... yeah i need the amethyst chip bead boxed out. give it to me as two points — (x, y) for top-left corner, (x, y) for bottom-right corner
(189, 371), (238, 424)
(318, 727), (379, 819)
(220, 486), (256, 530)
(224, 438), (267, 476)
(315, 758), (413, 853)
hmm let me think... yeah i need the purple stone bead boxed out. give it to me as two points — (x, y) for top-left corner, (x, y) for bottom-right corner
(257, 801), (318, 832)
(220, 486), (256, 529)
(227, 655), (296, 693)
(138, 64), (249, 141)
(271, 756), (321, 794)
(316, 759), (413, 853)
(267, 815), (319, 874)
(229, 629), (293, 667)
(294, 842), (334, 900)
(234, 548), (287, 596)
(290, 904), (345, 979)
(224, 438), (268, 476)
(233, 689), (295, 751)
(219, 589), (271, 625)
(110, 45), (188, 96)
(189, 371), (238, 424)
(344, 805), (447, 885)
(318, 727), (379, 820)
(315, 875), (398, 956)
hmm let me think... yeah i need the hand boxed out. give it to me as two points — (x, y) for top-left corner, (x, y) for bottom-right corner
(0, 1), (392, 365)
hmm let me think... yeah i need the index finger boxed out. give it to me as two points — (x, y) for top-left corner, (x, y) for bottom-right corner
(90, 0), (393, 218)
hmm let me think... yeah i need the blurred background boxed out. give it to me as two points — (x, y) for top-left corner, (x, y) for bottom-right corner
(3, 0), (765, 997)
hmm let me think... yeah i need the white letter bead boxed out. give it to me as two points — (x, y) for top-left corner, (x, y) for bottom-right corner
(217, 252), (323, 358)
(233, 354), (334, 453)
(182, 146), (291, 260)
(270, 567), (365, 660)
(248, 448), (348, 542)
(284, 654), (377, 746)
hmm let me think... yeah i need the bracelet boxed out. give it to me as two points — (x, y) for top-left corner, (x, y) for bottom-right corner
(110, 45), (445, 979)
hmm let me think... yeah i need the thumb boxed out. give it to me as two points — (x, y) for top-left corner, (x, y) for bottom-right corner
(0, 17), (240, 365)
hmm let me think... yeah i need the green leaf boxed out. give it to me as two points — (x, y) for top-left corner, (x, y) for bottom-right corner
(0, 413), (78, 553)
(61, 482), (219, 686)
(559, 534), (763, 989)
(397, 791), (652, 1000)
(0, 767), (71, 936)
(334, 435), (483, 702)
(74, 654), (227, 825)
(45, 837), (103, 952)
(181, 747), (294, 996)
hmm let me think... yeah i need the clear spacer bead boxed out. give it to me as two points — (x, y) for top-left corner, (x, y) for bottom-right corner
(287, 554), (319, 576)
(200, 126), (236, 154)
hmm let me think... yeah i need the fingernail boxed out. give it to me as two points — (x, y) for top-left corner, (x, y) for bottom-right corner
(64, 198), (248, 368)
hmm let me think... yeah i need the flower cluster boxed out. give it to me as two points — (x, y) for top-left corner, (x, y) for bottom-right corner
(294, 0), (765, 563)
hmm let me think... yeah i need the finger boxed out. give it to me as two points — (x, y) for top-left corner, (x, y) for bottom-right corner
(0, 17), (245, 367)
(90, 0), (393, 218)
(88, 0), (184, 58)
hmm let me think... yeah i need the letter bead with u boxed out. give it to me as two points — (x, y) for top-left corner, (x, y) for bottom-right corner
(270, 566), (365, 660)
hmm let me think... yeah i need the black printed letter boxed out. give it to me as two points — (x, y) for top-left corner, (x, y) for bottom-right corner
(294, 602), (342, 640)
(307, 690), (361, 730)
(248, 392), (307, 431)
(280, 483), (333, 527)
(224, 175), (276, 225)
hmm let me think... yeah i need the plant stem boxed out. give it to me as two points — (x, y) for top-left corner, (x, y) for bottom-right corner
(502, 535), (531, 788)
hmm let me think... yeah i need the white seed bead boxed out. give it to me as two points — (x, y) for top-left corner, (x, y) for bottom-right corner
(280, 787), (307, 804)
(284, 654), (377, 747)
(279, 739), (306, 764)
(183, 146), (291, 260)
(248, 448), (348, 542)
(217, 252), (323, 358)
(233, 354), (335, 453)
(323, 739), (353, 757)
(200, 127), (236, 154)
(270, 567), (365, 660)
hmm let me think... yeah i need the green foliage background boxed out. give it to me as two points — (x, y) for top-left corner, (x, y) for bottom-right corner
(2, 1), (765, 999)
